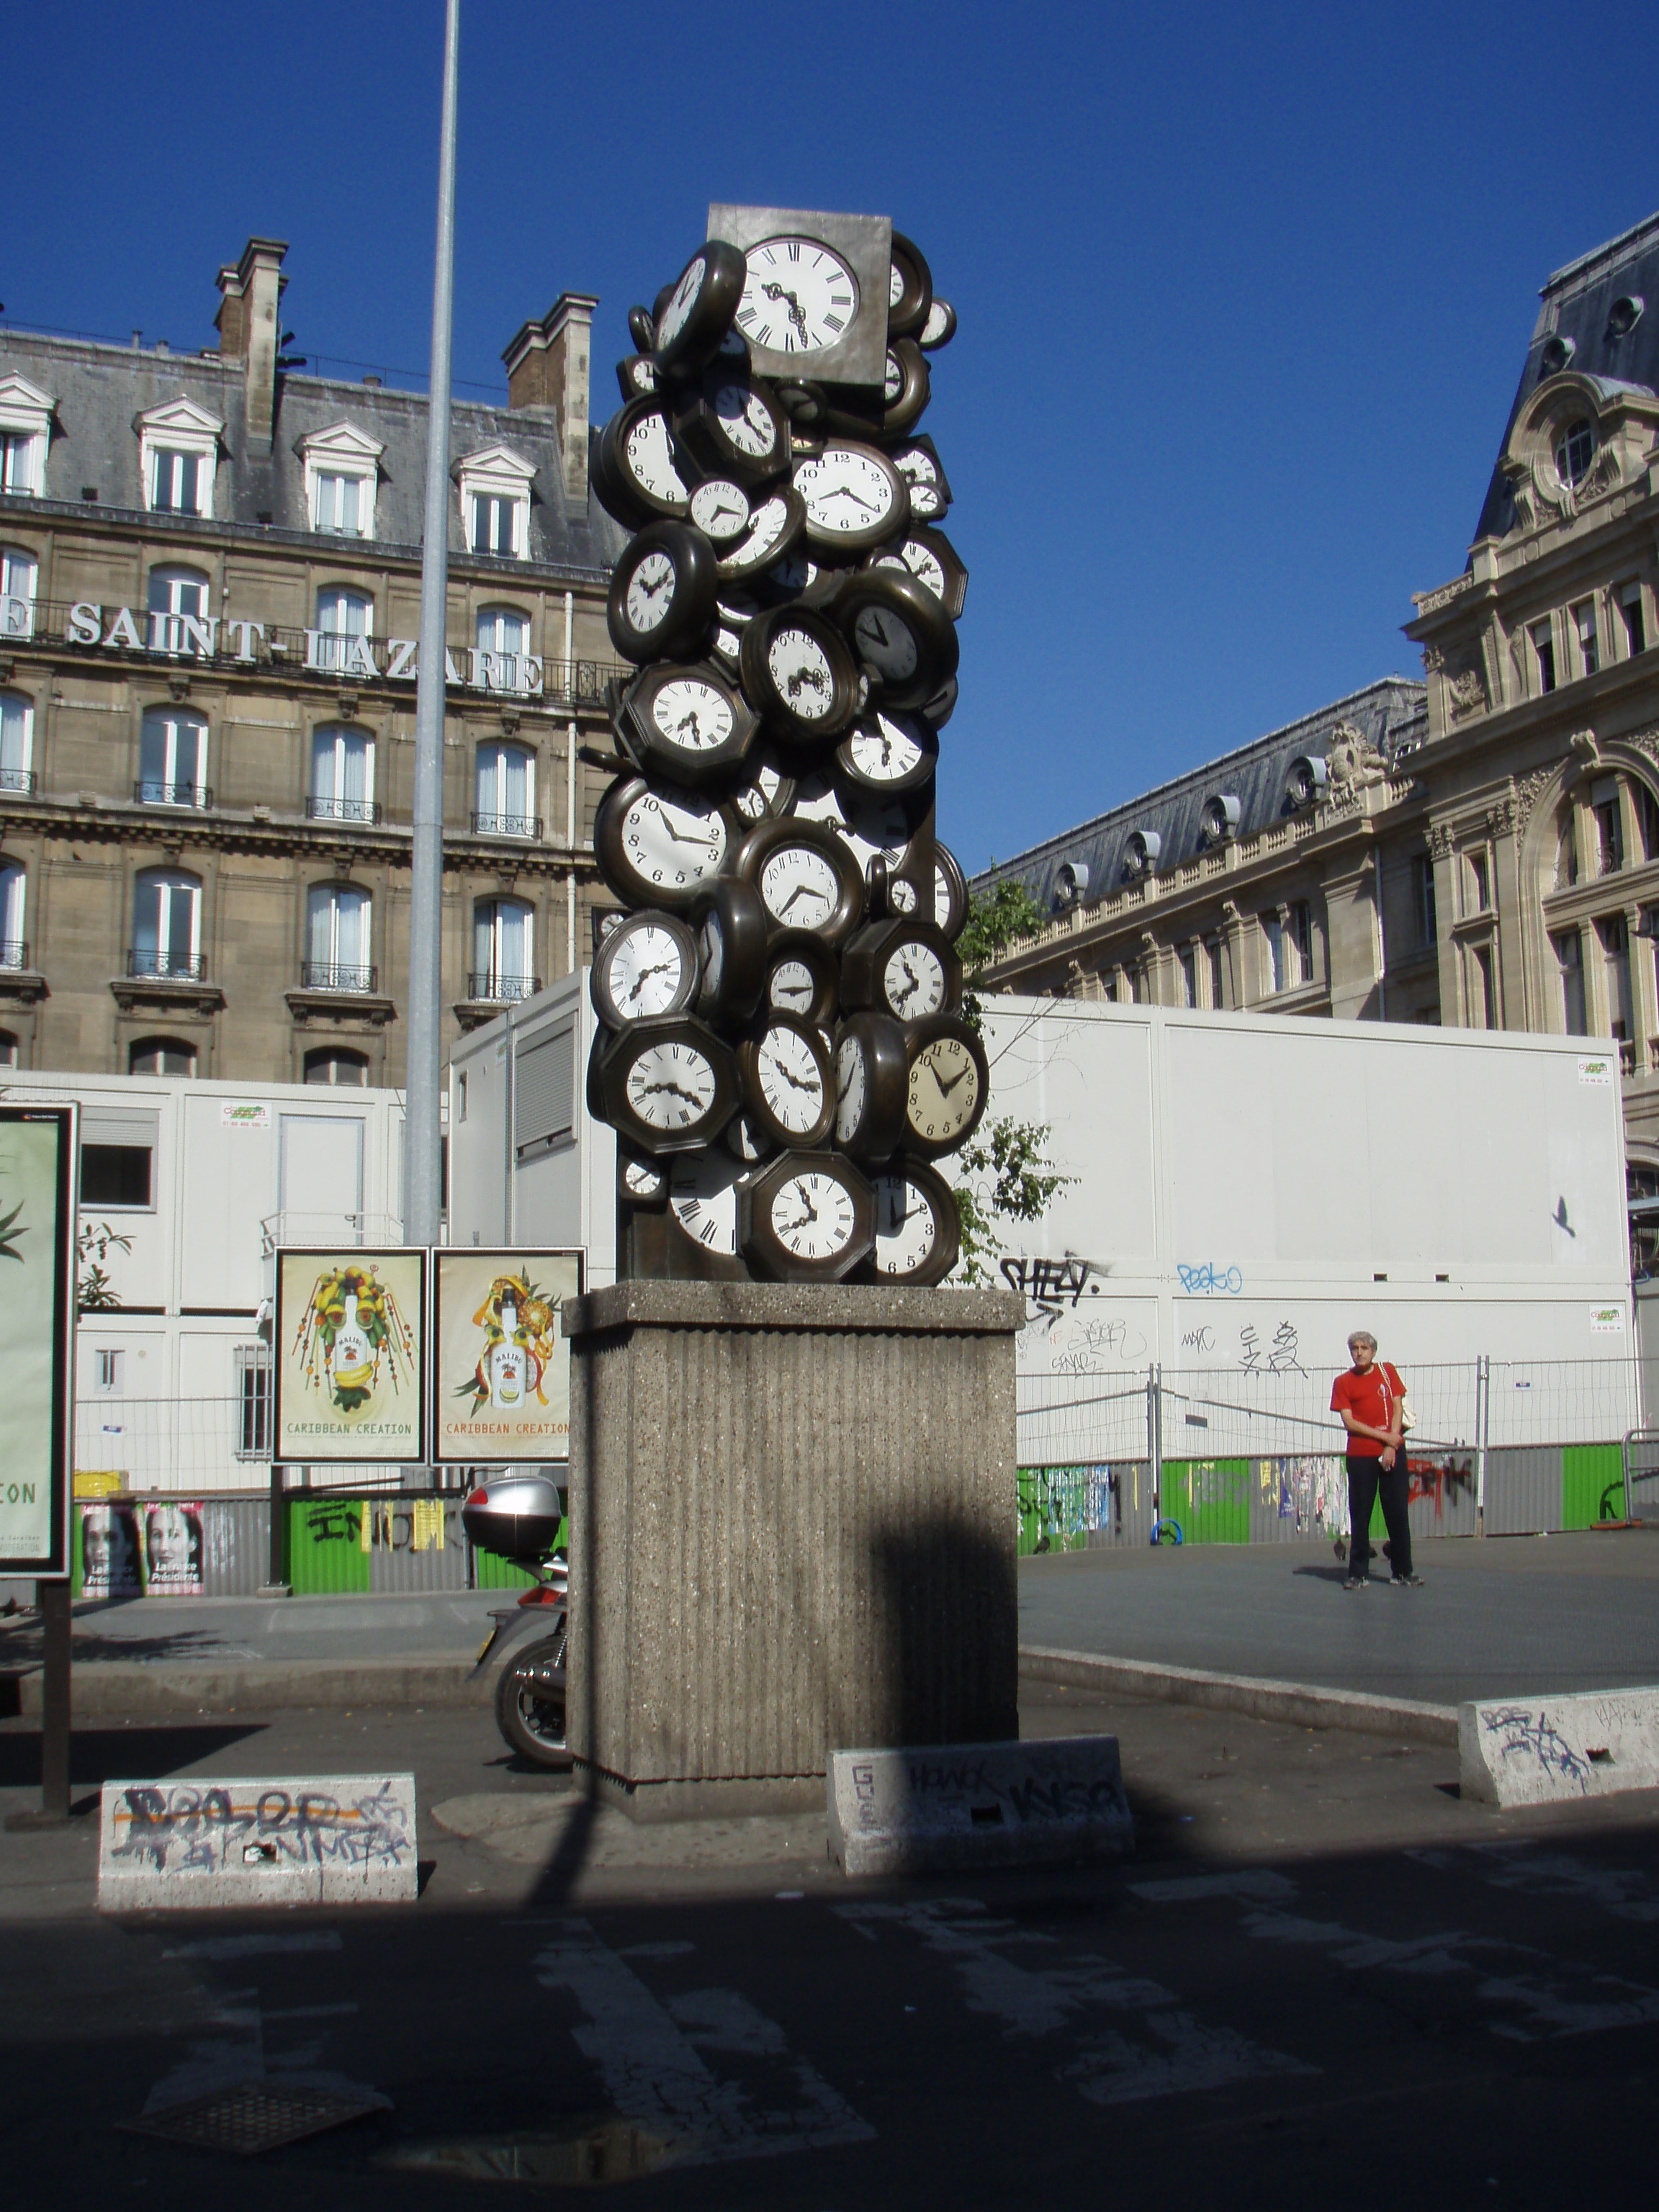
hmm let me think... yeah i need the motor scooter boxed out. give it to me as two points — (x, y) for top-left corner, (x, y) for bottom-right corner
(462, 1473), (570, 1768)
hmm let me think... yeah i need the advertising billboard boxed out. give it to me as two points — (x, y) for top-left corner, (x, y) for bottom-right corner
(273, 1248), (427, 1465)
(0, 1105), (76, 1578)
(431, 1249), (583, 1465)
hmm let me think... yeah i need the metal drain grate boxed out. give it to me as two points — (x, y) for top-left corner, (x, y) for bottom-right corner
(128, 2079), (385, 2156)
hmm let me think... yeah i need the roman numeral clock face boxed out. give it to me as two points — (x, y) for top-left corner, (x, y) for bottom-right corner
(738, 240), (858, 354)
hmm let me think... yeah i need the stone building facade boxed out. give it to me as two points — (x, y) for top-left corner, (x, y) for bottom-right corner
(0, 236), (626, 1087)
(975, 208), (1659, 1191)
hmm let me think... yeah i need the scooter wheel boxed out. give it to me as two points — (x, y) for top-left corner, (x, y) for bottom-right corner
(495, 1629), (571, 1769)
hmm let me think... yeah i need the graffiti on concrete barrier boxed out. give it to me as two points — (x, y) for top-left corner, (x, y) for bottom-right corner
(1176, 1262), (1243, 1295)
(1479, 1707), (1593, 1795)
(110, 1779), (415, 1876)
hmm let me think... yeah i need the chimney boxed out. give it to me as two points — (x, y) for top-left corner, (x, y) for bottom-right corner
(502, 291), (597, 505)
(216, 238), (289, 449)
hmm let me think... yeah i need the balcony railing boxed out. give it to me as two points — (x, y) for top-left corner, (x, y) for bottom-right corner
(470, 811), (541, 840)
(127, 948), (207, 980)
(133, 780), (212, 809)
(467, 971), (541, 1004)
(307, 795), (385, 825)
(0, 938), (28, 971)
(301, 961), (378, 994)
(0, 768), (37, 796)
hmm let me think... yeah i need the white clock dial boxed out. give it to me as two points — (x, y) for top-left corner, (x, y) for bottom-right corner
(699, 912), (725, 997)
(891, 445), (942, 517)
(670, 1154), (743, 1254)
(835, 1035), (867, 1144)
(721, 493), (791, 571)
(624, 410), (689, 505)
(876, 539), (948, 605)
(621, 788), (727, 891)
(626, 549), (676, 632)
(737, 239), (858, 356)
(626, 1039), (718, 1130)
(608, 922), (690, 1020)
(770, 1169), (858, 1260)
(767, 626), (837, 720)
(759, 844), (839, 930)
(873, 1174), (939, 1276)
(847, 713), (927, 786)
(727, 1113), (770, 1164)
(891, 877), (919, 915)
(889, 261), (905, 309)
(652, 677), (734, 754)
(884, 350), (904, 403)
(656, 256), (704, 349)
(766, 550), (824, 598)
(932, 861), (953, 930)
(838, 793), (912, 878)
(712, 382), (780, 461)
(907, 1038), (981, 1143)
(688, 478), (751, 543)
(882, 940), (946, 1020)
(757, 1025), (826, 1136)
(770, 958), (816, 1014)
(733, 759), (783, 822)
(623, 1156), (665, 1199)
(794, 447), (899, 539)
(853, 603), (920, 681)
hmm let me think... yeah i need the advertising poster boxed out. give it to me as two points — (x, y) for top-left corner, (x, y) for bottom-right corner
(0, 1106), (76, 1578)
(143, 1499), (204, 1594)
(274, 1249), (426, 1464)
(80, 1501), (142, 1596)
(431, 1249), (583, 1465)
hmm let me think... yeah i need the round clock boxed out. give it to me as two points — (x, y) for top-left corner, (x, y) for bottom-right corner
(933, 842), (968, 940)
(835, 709), (939, 798)
(765, 933), (839, 1028)
(793, 441), (910, 553)
(880, 339), (932, 439)
(687, 478), (752, 544)
(599, 1013), (741, 1157)
(618, 661), (757, 786)
(616, 354), (659, 403)
(737, 1015), (836, 1151)
(627, 305), (658, 354)
(736, 238), (861, 359)
(832, 1011), (910, 1164)
(862, 1159), (960, 1286)
(727, 742), (797, 825)
(887, 436), (951, 523)
(739, 605), (862, 745)
(653, 239), (747, 372)
(791, 770), (919, 884)
(618, 1148), (667, 1205)
(607, 521), (720, 665)
(730, 814), (866, 947)
(716, 487), (806, 582)
(594, 773), (733, 912)
(590, 909), (701, 1031)
(866, 525), (968, 621)
(887, 232), (933, 342)
(918, 297), (957, 351)
(902, 1012), (989, 1159)
(919, 673), (958, 730)
(693, 877), (768, 1027)
(834, 568), (959, 711)
(599, 397), (693, 526)
(671, 374), (791, 488)
(840, 918), (961, 1025)
(667, 1149), (752, 1272)
(725, 1112), (773, 1164)
(753, 546), (843, 612)
(739, 1150), (875, 1282)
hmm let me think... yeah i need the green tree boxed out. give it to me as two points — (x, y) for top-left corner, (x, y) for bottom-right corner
(77, 1221), (132, 1313)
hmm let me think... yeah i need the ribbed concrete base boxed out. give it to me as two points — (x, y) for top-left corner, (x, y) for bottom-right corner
(562, 1282), (1025, 1823)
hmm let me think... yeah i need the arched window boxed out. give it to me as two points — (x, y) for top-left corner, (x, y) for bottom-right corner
(138, 706), (209, 809)
(0, 862), (24, 968)
(1553, 802), (1578, 890)
(309, 724), (377, 823)
(305, 882), (373, 992)
(475, 604), (534, 693)
(0, 1030), (17, 1069)
(132, 868), (202, 978)
(472, 896), (536, 1002)
(0, 546), (37, 641)
(1555, 418), (1596, 487)
(305, 1047), (369, 1087)
(474, 738), (536, 837)
(129, 1038), (197, 1076)
(0, 690), (34, 794)
(313, 588), (374, 675)
(146, 565), (212, 655)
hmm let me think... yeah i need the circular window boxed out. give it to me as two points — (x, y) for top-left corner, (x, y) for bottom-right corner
(1606, 295), (1645, 341)
(1554, 418), (1596, 487)
(1539, 333), (1576, 377)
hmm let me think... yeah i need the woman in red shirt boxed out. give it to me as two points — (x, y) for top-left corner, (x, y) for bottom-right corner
(1330, 1331), (1421, 1590)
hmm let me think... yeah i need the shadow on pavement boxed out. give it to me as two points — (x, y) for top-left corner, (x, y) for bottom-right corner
(0, 1722), (267, 1794)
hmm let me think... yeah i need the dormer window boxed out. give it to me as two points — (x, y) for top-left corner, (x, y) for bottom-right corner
(298, 423), (385, 541)
(1554, 418), (1595, 488)
(137, 399), (223, 522)
(1199, 793), (1241, 847)
(0, 374), (54, 498)
(456, 446), (535, 560)
(1283, 755), (1328, 813)
(1123, 829), (1161, 880)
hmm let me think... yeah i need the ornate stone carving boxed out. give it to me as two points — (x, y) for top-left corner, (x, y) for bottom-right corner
(1512, 767), (1556, 843)
(1568, 728), (1600, 768)
(1427, 822), (1454, 860)
(1412, 574), (1475, 616)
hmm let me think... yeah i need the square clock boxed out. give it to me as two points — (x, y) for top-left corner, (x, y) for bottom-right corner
(707, 204), (892, 390)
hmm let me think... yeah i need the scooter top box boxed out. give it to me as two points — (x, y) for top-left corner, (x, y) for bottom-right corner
(462, 1473), (563, 1566)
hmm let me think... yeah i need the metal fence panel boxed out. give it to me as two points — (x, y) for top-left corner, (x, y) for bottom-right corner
(1017, 1463), (1153, 1554)
(364, 1497), (471, 1591)
(202, 1497), (269, 1596)
(1485, 1359), (1640, 1448)
(1016, 1376), (1149, 1468)
(1483, 1447), (1564, 1536)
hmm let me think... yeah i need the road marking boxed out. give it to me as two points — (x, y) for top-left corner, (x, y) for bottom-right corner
(163, 1933), (344, 1960)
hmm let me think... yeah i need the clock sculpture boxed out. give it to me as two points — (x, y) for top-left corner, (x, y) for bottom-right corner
(588, 206), (981, 1289)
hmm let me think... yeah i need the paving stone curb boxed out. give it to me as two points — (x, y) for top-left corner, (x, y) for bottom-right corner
(3, 1658), (486, 1717)
(1019, 1645), (1459, 1746)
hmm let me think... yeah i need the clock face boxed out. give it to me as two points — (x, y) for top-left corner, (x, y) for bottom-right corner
(767, 625), (837, 722)
(737, 239), (858, 356)
(907, 1035), (982, 1146)
(656, 256), (704, 350)
(698, 912), (724, 997)
(884, 349), (904, 403)
(712, 382), (782, 462)
(623, 409), (689, 507)
(759, 843), (840, 930)
(622, 1155), (666, 1200)
(794, 446), (902, 541)
(882, 938), (947, 1020)
(891, 878), (920, 916)
(755, 1022), (827, 1136)
(770, 956), (817, 1015)
(626, 549), (677, 634)
(733, 756), (786, 822)
(622, 788), (727, 893)
(652, 676), (734, 755)
(765, 550), (827, 601)
(845, 712), (931, 788)
(891, 444), (944, 518)
(626, 1038), (719, 1132)
(768, 1166), (860, 1262)
(889, 262), (905, 310)
(835, 1034), (866, 1144)
(852, 601), (920, 682)
(606, 921), (691, 1021)
(688, 478), (752, 544)
(719, 492), (793, 575)
(669, 1153), (744, 1256)
(876, 538), (947, 606)
(872, 1174), (940, 1277)
(840, 793), (913, 878)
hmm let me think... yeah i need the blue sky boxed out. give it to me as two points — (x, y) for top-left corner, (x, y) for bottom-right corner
(11, 1), (1657, 871)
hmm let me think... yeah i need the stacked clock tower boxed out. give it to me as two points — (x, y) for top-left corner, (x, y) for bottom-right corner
(583, 204), (981, 1287)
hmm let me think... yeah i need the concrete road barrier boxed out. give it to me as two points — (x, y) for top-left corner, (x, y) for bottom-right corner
(96, 1772), (419, 1910)
(1459, 1689), (1659, 1807)
(827, 1737), (1133, 1876)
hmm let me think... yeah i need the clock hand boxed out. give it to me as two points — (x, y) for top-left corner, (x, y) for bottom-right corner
(935, 1061), (974, 1098)
(824, 486), (878, 513)
(639, 1079), (707, 1108)
(623, 958), (677, 1004)
(760, 282), (811, 343)
(772, 1058), (822, 1097)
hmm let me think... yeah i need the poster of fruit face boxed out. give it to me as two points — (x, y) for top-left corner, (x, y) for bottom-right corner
(431, 1249), (583, 1464)
(274, 1249), (426, 1464)
(0, 1106), (76, 1577)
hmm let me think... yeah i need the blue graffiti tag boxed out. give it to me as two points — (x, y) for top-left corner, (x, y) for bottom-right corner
(1176, 1262), (1244, 1295)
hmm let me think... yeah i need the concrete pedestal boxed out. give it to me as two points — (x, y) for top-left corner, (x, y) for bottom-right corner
(561, 1281), (1025, 1821)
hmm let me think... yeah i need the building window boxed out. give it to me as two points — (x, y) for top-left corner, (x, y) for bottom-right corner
(1599, 915), (1633, 1053)
(305, 1047), (370, 1087)
(94, 1348), (125, 1395)
(1205, 938), (1224, 1010)
(472, 493), (518, 557)
(81, 1143), (152, 1208)
(0, 430), (39, 495)
(475, 739), (536, 837)
(1287, 900), (1315, 986)
(309, 724), (377, 823)
(137, 399), (221, 521)
(128, 1038), (197, 1076)
(1556, 930), (1586, 1035)
(0, 1029), (17, 1069)
(131, 868), (202, 978)
(457, 446), (535, 560)
(0, 861), (24, 970)
(312, 588), (374, 675)
(1617, 581), (1647, 657)
(305, 883), (373, 992)
(1413, 853), (1439, 943)
(1553, 807), (1579, 889)
(299, 423), (384, 542)
(1555, 418), (1596, 487)
(1178, 945), (1197, 1008)
(0, 546), (37, 640)
(1530, 620), (1557, 695)
(147, 565), (212, 655)
(1592, 781), (1624, 875)
(1572, 600), (1599, 678)
(1465, 850), (1491, 914)
(1, 690), (35, 795)
(235, 1344), (272, 1459)
(475, 605), (534, 693)
(1638, 784), (1659, 865)
(1471, 943), (1498, 1030)
(314, 472), (367, 536)
(138, 708), (208, 809)
(1262, 913), (1285, 994)
(150, 448), (204, 516)
(472, 897), (536, 1003)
